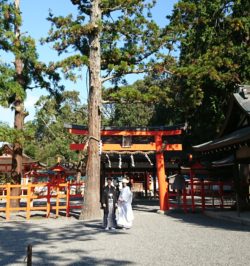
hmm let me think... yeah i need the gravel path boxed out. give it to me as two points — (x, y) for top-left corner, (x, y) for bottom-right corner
(1, 200), (250, 265)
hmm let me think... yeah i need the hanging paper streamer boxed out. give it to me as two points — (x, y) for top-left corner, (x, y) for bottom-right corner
(145, 153), (153, 166)
(119, 154), (122, 169)
(130, 154), (135, 167)
(106, 154), (111, 168)
(98, 140), (102, 155)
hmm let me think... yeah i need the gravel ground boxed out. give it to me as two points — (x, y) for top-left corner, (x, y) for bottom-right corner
(0, 200), (250, 266)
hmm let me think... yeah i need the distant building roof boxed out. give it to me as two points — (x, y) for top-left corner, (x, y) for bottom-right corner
(193, 85), (250, 153)
(0, 144), (38, 164)
(219, 85), (250, 137)
(193, 126), (250, 152)
(0, 144), (45, 172)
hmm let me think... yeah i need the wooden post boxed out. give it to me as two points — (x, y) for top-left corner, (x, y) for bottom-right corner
(155, 135), (168, 211)
(183, 186), (187, 213)
(46, 183), (51, 218)
(27, 244), (32, 266)
(166, 177), (169, 210)
(201, 179), (205, 212)
(56, 185), (59, 218)
(6, 183), (11, 220)
(190, 170), (195, 212)
(234, 161), (241, 216)
(26, 183), (31, 220)
(66, 182), (70, 217)
(219, 180), (224, 209)
(145, 172), (148, 198)
(153, 170), (157, 198)
(30, 183), (34, 209)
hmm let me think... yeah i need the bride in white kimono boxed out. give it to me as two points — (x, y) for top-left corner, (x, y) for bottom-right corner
(117, 178), (134, 229)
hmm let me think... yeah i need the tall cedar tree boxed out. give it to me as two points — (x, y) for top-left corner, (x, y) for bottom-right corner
(167, 0), (250, 143)
(0, 0), (63, 206)
(43, 0), (170, 220)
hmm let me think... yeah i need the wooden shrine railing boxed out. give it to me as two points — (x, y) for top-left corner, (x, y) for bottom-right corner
(0, 182), (84, 220)
(166, 179), (237, 212)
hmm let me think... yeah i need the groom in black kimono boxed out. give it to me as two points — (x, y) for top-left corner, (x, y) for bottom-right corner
(101, 177), (118, 230)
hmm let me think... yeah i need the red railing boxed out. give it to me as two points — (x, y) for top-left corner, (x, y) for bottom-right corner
(0, 182), (84, 220)
(167, 179), (236, 212)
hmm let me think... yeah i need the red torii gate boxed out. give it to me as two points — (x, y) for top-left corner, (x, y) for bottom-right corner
(66, 125), (183, 212)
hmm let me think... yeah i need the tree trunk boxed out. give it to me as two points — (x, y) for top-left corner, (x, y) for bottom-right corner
(10, 0), (24, 208)
(79, 0), (102, 220)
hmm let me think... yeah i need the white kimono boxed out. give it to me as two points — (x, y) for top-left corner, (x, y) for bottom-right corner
(117, 186), (134, 228)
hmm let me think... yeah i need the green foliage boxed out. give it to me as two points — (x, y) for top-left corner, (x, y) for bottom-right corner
(23, 91), (88, 165)
(104, 101), (155, 127)
(0, 0), (64, 108)
(167, 0), (250, 142)
(103, 78), (172, 104)
(0, 174), (14, 184)
(0, 63), (24, 107)
(102, 74), (184, 127)
(0, 122), (29, 145)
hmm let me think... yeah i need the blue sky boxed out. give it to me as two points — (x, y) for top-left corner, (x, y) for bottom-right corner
(0, 0), (178, 126)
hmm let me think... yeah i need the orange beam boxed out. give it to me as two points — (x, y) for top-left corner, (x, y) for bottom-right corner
(69, 128), (182, 136)
(166, 144), (182, 151)
(103, 143), (156, 151)
(70, 143), (182, 151)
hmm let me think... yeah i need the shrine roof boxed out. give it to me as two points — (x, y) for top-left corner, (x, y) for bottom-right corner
(193, 85), (250, 153)
(0, 144), (38, 164)
(219, 85), (250, 137)
(64, 123), (185, 132)
(193, 126), (250, 152)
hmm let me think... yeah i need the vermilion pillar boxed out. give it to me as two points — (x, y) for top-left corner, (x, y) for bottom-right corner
(155, 134), (168, 211)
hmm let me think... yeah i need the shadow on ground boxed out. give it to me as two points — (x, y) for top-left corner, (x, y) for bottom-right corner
(132, 198), (159, 213)
(0, 219), (132, 265)
(163, 209), (250, 232)
(133, 198), (250, 232)
(1, 199), (250, 265)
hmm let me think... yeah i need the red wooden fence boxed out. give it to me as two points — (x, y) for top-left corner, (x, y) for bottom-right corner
(0, 182), (84, 220)
(166, 179), (237, 212)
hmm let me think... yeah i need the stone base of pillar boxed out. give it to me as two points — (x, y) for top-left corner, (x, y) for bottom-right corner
(157, 210), (169, 215)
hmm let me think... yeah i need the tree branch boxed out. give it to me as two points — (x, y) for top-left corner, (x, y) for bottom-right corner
(101, 67), (173, 83)
(102, 5), (122, 14)
(26, 85), (41, 90)
(101, 69), (146, 83)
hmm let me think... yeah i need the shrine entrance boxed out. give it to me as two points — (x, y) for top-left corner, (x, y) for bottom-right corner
(66, 125), (184, 211)
(103, 169), (154, 198)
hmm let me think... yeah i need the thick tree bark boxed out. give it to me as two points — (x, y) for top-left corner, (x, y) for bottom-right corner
(10, 0), (24, 208)
(79, 0), (102, 220)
